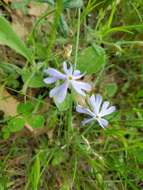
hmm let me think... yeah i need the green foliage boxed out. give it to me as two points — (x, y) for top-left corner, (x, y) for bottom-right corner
(22, 69), (45, 88)
(0, 62), (21, 88)
(60, 184), (70, 190)
(0, 16), (32, 62)
(55, 94), (71, 111)
(105, 82), (118, 97)
(2, 117), (25, 139)
(58, 15), (69, 37)
(7, 117), (25, 132)
(51, 149), (65, 166)
(47, 110), (58, 129)
(77, 45), (106, 74)
(17, 102), (45, 129)
(1, 0), (143, 189)
(63, 0), (83, 8)
(37, 0), (83, 8)
(136, 89), (143, 98)
(28, 115), (45, 129)
(0, 185), (4, 190)
(2, 101), (45, 138)
(30, 154), (41, 190)
(17, 102), (35, 116)
(0, 62), (21, 75)
(102, 24), (143, 37)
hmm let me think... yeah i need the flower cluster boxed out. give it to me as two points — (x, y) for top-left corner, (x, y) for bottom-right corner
(44, 62), (116, 128)
(76, 94), (116, 128)
(44, 62), (91, 103)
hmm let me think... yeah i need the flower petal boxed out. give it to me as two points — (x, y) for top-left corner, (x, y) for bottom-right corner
(43, 77), (57, 84)
(100, 106), (116, 117)
(89, 95), (97, 113)
(71, 81), (86, 96)
(81, 118), (94, 126)
(76, 105), (95, 117)
(99, 101), (110, 116)
(97, 118), (108, 128)
(77, 81), (91, 91)
(68, 63), (73, 75)
(49, 81), (68, 103)
(44, 68), (66, 79)
(94, 94), (102, 115)
(63, 61), (69, 74)
(76, 105), (86, 114)
(102, 101), (110, 111)
(73, 73), (85, 80)
(73, 70), (81, 76)
(73, 70), (85, 79)
(71, 81), (91, 96)
(63, 62), (73, 75)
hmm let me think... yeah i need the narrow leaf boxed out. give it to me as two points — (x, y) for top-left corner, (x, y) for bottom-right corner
(0, 16), (32, 62)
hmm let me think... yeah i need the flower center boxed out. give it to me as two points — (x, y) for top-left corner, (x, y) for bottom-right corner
(68, 76), (72, 80)
(95, 115), (100, 120)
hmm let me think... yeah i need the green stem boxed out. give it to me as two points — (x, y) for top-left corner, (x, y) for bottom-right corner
(46, 0), (63, 66)
(74, 8), (81, 69)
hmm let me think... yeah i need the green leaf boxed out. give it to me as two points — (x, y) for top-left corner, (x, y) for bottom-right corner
(77, 45), (106, 74)
(103, 24), (143, 37)
(7, 117), (25, 132)
(63, 0), (83, 8)
(105, 83), (118, 97)
(22, 69), (45, 88)
(136, 89), (143, 98)
(2, 130), (10, 140)
(0, 16), (32, 62)
(17, 102), (35, 116)
(0, 62), (22, 75)
(58, 15), (69, 37)
(0, 62), (21, 88)
(0, 184), (5, 190)
(132, 149), (143, 164)
(28, 115), (45, 128)
(60, 184), (70, 190)
(30, 154), (41, 190)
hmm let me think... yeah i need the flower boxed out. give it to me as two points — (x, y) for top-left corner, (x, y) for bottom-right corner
(43, 62), (91, 103)
(76, 94), (116, 128)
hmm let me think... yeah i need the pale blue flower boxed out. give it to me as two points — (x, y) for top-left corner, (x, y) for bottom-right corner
(44, 62), (91, 103)
(76, 94), (116, 128)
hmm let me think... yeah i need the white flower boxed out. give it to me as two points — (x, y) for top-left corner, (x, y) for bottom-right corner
(76, 94), (116, 128)
(43, 62), (91, 103)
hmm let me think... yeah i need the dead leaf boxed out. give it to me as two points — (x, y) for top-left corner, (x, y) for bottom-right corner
(63, 44), (72, 59)
(2, 0), (11, 4)
(0, 87), (18, 116)
(10, 11), (33, 40)
(12, 21), (29, 40)
(28, 2), (48, 17)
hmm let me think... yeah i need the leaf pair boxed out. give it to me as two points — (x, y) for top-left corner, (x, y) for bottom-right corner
(2, 102), (45, 138)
